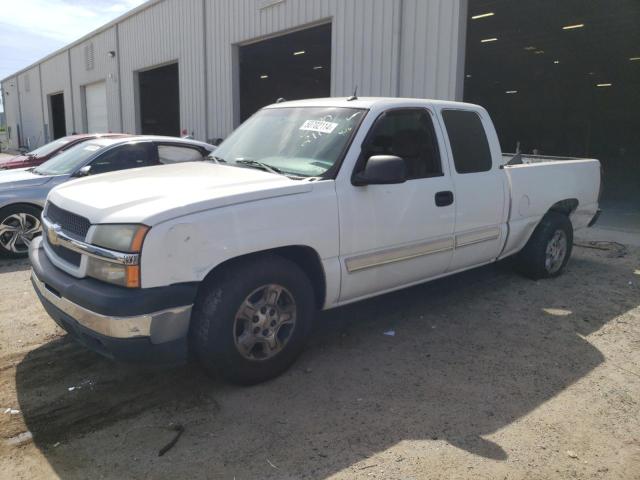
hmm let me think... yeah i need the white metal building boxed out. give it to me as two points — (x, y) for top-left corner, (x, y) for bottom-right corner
(0, 0), (467, 150)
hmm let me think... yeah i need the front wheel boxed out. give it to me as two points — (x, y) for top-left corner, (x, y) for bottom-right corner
(0, 205), (42, 259)
(515, 211), (573, 280)
(190, 255), (315, 385)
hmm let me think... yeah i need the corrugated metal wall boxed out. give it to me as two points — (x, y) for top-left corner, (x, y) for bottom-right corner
(40, 51), (75, 137)
(1, 0), (466, 148)
(1, 77), (21, 149)
(118, 0), (206, 138)
(16, 66), (45, 149)
(69, 27), (121, 133)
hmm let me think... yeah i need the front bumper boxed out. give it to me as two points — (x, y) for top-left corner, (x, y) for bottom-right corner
(29, 236), (199, 365)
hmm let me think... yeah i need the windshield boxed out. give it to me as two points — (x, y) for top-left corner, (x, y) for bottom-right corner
(213, 107), (366, 177)
(27, 137), (73, 158)
(33, 142), (104, 176)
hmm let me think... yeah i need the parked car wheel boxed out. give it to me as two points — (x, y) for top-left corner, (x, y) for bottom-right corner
(516, 211), (573, 280)
(0, 204), (42, 259)
(191, 254), (315, 385)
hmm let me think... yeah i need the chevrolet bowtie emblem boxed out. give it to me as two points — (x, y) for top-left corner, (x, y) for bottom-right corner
(47, 223), (63, 246)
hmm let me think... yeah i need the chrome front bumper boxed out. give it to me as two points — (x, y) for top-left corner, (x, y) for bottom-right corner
(31, 271), (192, 340)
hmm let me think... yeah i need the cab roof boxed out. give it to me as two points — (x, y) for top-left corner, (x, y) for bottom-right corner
(264, 96), (482, 112)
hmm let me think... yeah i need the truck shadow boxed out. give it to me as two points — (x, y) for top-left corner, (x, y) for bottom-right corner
(11, 249), (638, 479)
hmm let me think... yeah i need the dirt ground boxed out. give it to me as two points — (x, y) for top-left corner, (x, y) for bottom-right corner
(0, 243), (639, 479)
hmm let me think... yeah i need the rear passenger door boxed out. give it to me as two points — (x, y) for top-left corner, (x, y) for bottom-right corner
(438, 108), (507, 271)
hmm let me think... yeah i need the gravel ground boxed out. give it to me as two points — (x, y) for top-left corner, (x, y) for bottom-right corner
(0, 243), (639, 479)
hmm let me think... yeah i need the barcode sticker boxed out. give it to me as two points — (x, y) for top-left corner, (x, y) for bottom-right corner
(299, 120), (338, 134)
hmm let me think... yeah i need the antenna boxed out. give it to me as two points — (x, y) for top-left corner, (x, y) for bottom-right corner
(347, 86), (358, 101)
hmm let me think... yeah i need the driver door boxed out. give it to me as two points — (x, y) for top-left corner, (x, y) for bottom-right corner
(337, 108), (456, 302)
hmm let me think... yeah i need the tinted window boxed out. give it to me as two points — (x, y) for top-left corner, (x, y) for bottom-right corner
(362, 109), (442, 179)
(442, 110), (492, 174)
(90, 144), (155, 175)
(158, 145), (204, 164)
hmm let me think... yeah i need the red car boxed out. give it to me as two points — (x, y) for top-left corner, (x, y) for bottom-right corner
(0, 134), (128, 170)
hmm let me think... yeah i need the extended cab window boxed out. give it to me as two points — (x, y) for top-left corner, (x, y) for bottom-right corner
(158, 145), (204, 164)
(362, 109), (442, 179)
(90, 144), (155, 174)
(441, 110), (492, 174)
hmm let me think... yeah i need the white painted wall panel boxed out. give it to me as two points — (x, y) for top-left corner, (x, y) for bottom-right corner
(85, 81), (108, 133)
(70, 27), (121, 133)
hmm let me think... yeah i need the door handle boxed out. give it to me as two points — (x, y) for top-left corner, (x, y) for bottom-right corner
(435, 191), (454, 207)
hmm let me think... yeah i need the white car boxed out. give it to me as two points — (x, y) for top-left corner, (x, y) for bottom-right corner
(30, 97), (601, 384)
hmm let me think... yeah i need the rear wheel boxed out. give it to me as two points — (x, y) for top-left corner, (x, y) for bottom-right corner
(516, 211), (573, 279)
(190, 255), (315, 385)
(0, 205), (42, 259)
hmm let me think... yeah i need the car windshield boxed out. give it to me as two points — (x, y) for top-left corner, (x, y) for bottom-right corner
(27, 137), (73, 158)
(33, 142), (104, 176)
(213, 107), (366, 177)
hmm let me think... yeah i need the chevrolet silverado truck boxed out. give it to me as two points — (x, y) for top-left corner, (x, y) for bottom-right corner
(29, 97), (601, 385)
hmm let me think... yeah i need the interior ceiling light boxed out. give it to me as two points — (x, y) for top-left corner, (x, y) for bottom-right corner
(554, 60), (560, 64)
(293, 50), (306, 56)
(313, 65), (323, 70)
(505, 90), (518, 94)
(471, 12), (494, 20)
(260, 74), (269, 79)
(563, 23), (585, 30)
(630, 57), (640, 61)
(524, 46), (537, 51)
(481, 37), (498, 43)
(466, 74), (472, 78)
(596, 83), (612, 87)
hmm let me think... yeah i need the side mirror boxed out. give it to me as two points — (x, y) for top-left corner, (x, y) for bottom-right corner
(73, 165), (92, 177)
(353, 155), (406, 186)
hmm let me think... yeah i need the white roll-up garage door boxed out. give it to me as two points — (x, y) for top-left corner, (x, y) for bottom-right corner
(85, 81), (108, 133)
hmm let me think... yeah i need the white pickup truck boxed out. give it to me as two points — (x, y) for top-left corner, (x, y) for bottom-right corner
(29, 97), (601, 384)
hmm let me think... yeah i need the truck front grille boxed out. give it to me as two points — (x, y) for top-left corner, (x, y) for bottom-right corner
(47, 240), (82, 267)
(45, 202), (91, 239)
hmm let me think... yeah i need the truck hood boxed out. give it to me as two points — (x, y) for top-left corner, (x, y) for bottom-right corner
(0, 168), (53, 191)
(48, 162), (313, 225)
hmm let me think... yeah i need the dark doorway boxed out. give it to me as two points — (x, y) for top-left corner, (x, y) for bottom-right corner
(49, 93), (66, 140)
(239, 23), (331, 121)
(138, 63), (180, 136)
(463, 0), (640, 215)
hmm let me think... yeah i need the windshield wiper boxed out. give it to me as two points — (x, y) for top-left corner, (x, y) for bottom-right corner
(235, 159), (284, 175)
(208, 155), (227, 163)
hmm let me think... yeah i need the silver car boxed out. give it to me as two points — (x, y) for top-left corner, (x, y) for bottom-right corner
(0, 136), (216, 258)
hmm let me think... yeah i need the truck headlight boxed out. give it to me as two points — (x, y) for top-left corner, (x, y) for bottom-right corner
(86, 224), (149, 288)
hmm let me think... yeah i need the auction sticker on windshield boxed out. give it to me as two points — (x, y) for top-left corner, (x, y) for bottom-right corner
(299, 120), (338, 134)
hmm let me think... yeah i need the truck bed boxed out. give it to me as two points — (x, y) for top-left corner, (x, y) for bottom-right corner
(499, 155), (601, 259)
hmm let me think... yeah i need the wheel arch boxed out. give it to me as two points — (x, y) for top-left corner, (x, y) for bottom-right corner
(0, 202), (44, 214)
(200, 245), (327, 309)
(548, 198), (579, 217)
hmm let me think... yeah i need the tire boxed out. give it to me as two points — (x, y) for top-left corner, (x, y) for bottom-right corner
(515, 211), (573, 280)
(190, 254), (316, 385)
(0, 204), (43, 259)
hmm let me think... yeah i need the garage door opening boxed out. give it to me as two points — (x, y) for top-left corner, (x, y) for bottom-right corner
(49, 93), (66, 140)
(239, 23), (331, 122)
(463, 0), (640, 227)
(84, 81), (108, 133)
(138, 63), (179, 136)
